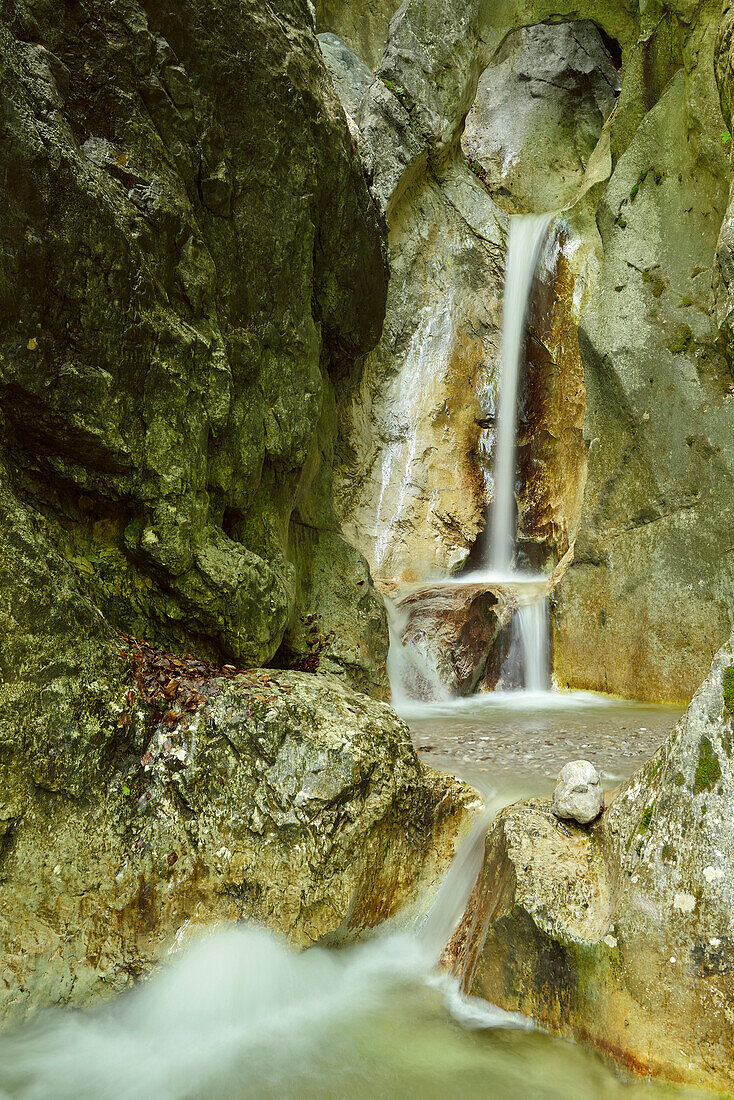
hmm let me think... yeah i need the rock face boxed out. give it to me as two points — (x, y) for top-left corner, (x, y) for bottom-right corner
(554, 56), (734, 702)
(450, 632), (734, 1092)
(335, 163), (505, 581)
(0, 651), (470, 1023)
(462, 22), (620, 214)
(0, 0), (389, 696)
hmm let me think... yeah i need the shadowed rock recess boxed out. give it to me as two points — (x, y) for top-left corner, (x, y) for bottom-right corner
(0, 0), (475, 1021)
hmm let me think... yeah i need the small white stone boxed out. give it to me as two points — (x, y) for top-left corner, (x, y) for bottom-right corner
(703, 866), (724, 882)
(53, 865), (61, 876)
(552, 760), (603, 824)
(710, 938), (722, 948)
(603, 934), (618, 948)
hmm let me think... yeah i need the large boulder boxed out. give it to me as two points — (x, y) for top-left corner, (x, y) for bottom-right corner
(450, 631), (734, 1092)
(0, 0), (389, 695)
(0, 640), (470, 1024)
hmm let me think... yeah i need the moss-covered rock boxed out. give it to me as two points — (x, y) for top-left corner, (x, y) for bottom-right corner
(0, 0), (389, 690)
(0, 652), (471, 1023)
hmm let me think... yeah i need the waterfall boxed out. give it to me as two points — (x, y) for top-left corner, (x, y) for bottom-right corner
(486, 214), (554, 695)
(382, 212), (556, 704)
(489, 213), (554, 576)
(516, 598), (550, 692)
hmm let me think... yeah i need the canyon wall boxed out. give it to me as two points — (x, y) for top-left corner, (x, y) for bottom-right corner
(0, 0), (390, 698)
(320, 0), (734, 702)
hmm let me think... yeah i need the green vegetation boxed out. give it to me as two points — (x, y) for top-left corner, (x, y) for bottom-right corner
(643, 266), (666, 298)
(722, 666), (734, 714)
(694, 736), (722, 793)
(380, 76), (407, 97)
(666, 324), (693, 354)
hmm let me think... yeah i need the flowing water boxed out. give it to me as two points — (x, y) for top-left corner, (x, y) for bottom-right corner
(489, 213), (554, 576)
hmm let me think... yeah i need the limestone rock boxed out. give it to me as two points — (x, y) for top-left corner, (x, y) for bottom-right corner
(552, 760), (603, 824)
(0, 661), (471, 1024)
(554, 67), (734, 702)
(462, 22), (620, 215)
(450, 630), (734, 1092)
(318, 32), (374, 118)
(315, 0), (399, 70)
(0, 0), (389, 693)
(334, 157), (506, 581)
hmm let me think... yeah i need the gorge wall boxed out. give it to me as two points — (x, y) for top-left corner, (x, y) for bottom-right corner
(0, 0), (390, 699)
(320, 0), (734, 703)
(0, 0), (476, 1022)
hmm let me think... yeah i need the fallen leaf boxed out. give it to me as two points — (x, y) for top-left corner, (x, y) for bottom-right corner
(27, 337), (37, 350)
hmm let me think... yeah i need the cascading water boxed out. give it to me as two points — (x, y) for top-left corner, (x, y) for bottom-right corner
(489, 214), (554, 578)
(486, 213), (554, 695)
(385, 213), (556, 702)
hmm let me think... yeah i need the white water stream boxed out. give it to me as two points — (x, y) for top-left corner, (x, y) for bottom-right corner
(490, 214), (554, 576)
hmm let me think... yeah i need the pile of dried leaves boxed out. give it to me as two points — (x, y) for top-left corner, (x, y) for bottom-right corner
(116, 631), (274, 728)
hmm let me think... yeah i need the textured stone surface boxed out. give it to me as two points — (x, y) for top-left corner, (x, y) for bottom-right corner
(462, 22), (620, 215)
(450, 632), (734, 1091)
(552, 760), (603, 823)
(335, 160), (506, 581)
(318, 32), (374, 118)
(0, 0), (389, 693)
(315, 0), (398, 70)
(0, 663), (470, 1024)
(554, 67), (734, 702)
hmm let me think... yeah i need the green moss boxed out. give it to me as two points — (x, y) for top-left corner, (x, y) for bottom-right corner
(694, 735), (722, 793)
(642, 266), (666, 298)
(380, 76), (407, 97)
(639, 805), (653, 831)
(666, 324), (693, 355)
(722, 667), (734, 715)
(673, 771), (685, 786)
(662, 842), (673, 860)
(629, 169), (649, 200)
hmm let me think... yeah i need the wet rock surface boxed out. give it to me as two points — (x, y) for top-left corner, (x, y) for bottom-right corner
(449, 633), (734, 1092)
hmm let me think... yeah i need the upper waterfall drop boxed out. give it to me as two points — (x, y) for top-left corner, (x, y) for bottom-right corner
(489, 213), (554, 576)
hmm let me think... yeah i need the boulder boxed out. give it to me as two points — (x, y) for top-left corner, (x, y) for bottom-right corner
(450, 630), (734, 1092)
(462, 22), (620, 214)
(0, 646), (470, 1024)
(552, 760), (603, 824)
